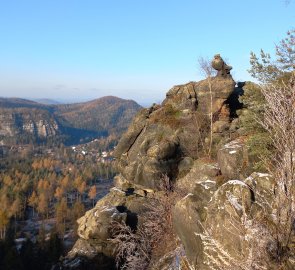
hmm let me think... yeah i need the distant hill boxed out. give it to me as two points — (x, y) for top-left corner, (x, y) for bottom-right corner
(34, 98), (61, 105)
(0, 96), (142, 145)
(0, 97), (50, 109)
(55, 96), (141, 136)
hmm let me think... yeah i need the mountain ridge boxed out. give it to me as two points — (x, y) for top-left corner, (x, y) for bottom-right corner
(0, 96), (142, 146)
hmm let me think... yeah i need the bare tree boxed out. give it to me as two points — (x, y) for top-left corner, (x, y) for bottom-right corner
(260, 76), (295, 264)
(198, 57), (216, 158)
(109, 221), (151, 270)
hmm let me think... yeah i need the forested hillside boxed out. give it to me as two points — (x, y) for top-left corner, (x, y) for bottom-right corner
(0, 96), (141, 146)
(55, 96), (142, 138)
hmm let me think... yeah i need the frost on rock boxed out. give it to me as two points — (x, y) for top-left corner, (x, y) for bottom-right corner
(217, 138), (248, 179)
(206, 163), (220, 170)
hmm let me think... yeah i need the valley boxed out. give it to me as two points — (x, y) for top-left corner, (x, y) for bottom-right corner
(0, 96), (140, 269)
(0, 1), (294, 269)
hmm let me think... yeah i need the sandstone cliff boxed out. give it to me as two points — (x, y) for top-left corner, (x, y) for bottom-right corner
(0, 107), (61, 144)
(64, 56), (295, 270)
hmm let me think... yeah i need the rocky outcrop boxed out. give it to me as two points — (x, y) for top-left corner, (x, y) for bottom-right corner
(212, 54), (232, 78)
(113, 73), (235, 190)
(174, 179), (253, 269)
(65, 55), (238, 266)
(66, 55), (294, 270)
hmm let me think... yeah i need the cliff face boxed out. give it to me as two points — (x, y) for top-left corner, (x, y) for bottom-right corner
(0, 108), (60, 144)
(113, 76), (235, 190)
(65, 56), (294, 270)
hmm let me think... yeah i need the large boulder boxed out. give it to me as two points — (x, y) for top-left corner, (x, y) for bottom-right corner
(173, 193), (209, 269)
(77, 205), (126, 242)
(65, 187), (150, 262)
(217, 137), (249, 179)
(174, 179), (252, 269)
(176, 158), (220, 193)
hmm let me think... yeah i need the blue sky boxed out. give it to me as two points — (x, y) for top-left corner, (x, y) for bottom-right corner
(0, 0), (294, 105)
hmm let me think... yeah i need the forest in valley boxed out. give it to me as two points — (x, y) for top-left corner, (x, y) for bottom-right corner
(0, 138), (116, 269)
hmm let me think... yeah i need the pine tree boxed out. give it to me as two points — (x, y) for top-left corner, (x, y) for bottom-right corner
(28, 191), (38, 217)
(37, 193), (48, 220)
(238, 82), (273, 170)
(0, 210), (9, 239)
(47, 230), (64, 263)
(55, 198), (68, 239)
(88, 185), (97, 207)
(249, 28), (295, 84)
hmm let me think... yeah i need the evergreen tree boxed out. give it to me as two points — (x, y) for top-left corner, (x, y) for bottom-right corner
(88, 185), (97, 207)
(19, 239), (36, 270)
(55, 198), (68, 239)
(47, 230), (64, 263)
(242, 28), (295, 170)
(249, 28), (295, 84)
(238, 82), (273, 170)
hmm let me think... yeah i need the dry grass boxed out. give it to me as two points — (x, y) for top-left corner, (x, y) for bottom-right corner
(149, 104), (183, 129)
(109, 175), (183, 270)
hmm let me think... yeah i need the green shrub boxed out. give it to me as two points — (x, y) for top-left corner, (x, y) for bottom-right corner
(238, 82), (273, 171)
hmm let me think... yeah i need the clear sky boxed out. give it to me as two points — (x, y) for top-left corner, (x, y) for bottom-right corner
(0, 0), (294, 105)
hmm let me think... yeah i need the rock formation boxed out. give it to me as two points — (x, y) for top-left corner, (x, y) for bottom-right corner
(64, 55), (295, 270)
(212, 54), (232, 78)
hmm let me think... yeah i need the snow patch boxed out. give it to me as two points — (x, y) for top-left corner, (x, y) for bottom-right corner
(204, 180), (216, 184)
(256, 172), (271, 178)
(110, 187), (125, 194)
(206, 163), (220, 170)
(226, 192), (243, 211)
(111, 212), (119, 218)
(245, 176), (253, 181)
(201, 180), (216, 190)
(223, 180), (248, 187)
(181, 193), (194, 201)
(222, 140), (243, 150)
(99, 205), (116, 214)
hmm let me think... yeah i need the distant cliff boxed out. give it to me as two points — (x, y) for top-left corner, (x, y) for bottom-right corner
(0, 96), (141, 145)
